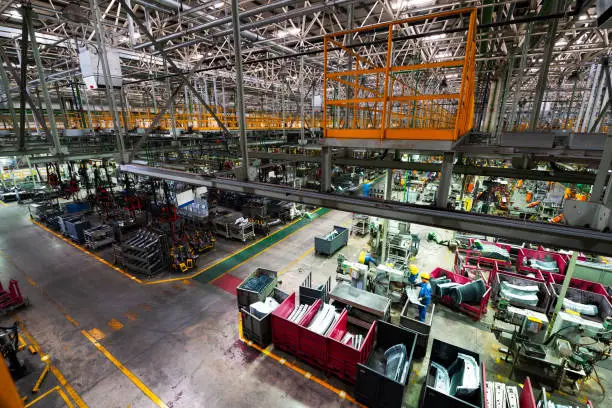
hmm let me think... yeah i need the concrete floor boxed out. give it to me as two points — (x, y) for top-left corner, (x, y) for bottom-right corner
(0, 202), (609, 407)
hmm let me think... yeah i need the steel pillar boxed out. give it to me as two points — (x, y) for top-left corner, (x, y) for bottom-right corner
(436, 152), (454, 209)
(299, 54), (306, 144)
(320, 146), (332, 192)
(380, 168), (393, 262)
(24, 5), (63, 155)
(590, 59), (612, 204)
(529, 2), (559, 130)
(231, 0), (249, 180)
(495, 54), (514, 137)
(546, 252), (577, 339)
(508, 23), (532, 130)
(164, 59), (177, 138)
(90, 0), (126, 161)
(0, 53), (17, 132)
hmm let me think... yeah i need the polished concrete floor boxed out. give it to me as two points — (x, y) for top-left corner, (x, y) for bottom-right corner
(0, 202), (609, 407)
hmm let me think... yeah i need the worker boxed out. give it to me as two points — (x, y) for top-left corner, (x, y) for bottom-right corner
(417, 272), (432, 323)
(358, 249), (378, 266)
(407, 264), (421, 286)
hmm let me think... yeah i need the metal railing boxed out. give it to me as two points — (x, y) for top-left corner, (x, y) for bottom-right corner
(323, 8), (477, 141)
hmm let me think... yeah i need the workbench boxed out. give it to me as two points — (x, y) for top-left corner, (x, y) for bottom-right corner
(329, 284), (390, 329)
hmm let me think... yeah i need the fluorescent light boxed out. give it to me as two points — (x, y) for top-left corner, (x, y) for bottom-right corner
(212, 2), (224, 9)
(392, 0), (435, 10)
(8, 9), (22, 20)
(426, 33), (447, 41)
(207, 52), (213, 56)
(578, 15), (587, 21)
(555, 38), (568, 47)
(275, 27), (300, 38)
(436, 51), (452, 58)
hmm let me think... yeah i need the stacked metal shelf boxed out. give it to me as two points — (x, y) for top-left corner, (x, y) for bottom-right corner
(119, 229), (169, 276)
(84, 225), (116, 250)
(212, 212), (255, 243)
(352, 214), (370, 236)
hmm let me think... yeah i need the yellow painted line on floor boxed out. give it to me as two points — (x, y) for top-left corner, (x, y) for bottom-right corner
(17, 320), (88, 408)
(65, 315), (80, 328)
(108, 318), (124, 331)
(87, 328), (106, 341)
(125, 312), (139, 322)
(30, 219), (144, 284)
(25, 386), (60, 407)
(57, 388), (75, 408)
(0, 199), (8, 206)
(209, 209), (332, 284)
(81, 330), (168, 408)
(141, 212), (314, 286)
(237, 314), (363, 407)
(278, 247), (315, 277)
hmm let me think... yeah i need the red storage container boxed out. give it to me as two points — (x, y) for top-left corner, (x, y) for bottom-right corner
(296, 299), (328, 369)
(430, 267), (491, 321)
(519, 377), (537, 408)
(271, 292), (301, 354)
(544, 273), (608, 298)
(517, 248), (568, 275)
(327, 309), (376, 383)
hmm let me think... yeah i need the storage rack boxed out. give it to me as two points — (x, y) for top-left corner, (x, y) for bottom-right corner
(352, 214), (370, 236)
(84, 225), (115, 250)
(387, 234), (412, 267)
(119, 229), (170, 276)
(212, 213), (255, 242)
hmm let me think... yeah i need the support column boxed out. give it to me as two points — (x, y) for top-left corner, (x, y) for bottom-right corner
(594, 58), (612, 205)
(299, 54), (305, 144)
(0, 54), (17, 131)
(546, 252), (577, 339)
(231, 0), (249, 181)
(320, 146), (331, 193)
(436, 152), (455, 209)
(495, 54), (514, 138)
(529, 3), (559, 130)
(380, 169), (393, 262)
(90, 0), (125, 160)
(508, 24), (532, 130)
(164, 59), (177, 138)
(25, 5), (63, 155)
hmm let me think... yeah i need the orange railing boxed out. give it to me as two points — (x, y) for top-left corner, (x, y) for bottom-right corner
(323, 8), (477, 141)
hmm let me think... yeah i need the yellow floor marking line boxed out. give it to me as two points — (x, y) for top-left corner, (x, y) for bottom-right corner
(0, 199), (8, 206)
(209, 209), (333, 284)
(25, 386), (60, 407)
(17, 321), (88, 408)
(237, 314), (363, 407)
(108, 319), (124, 331)
(125, 312), (139, 322)
(81, 330), (168, 408)
(87, 328), (106, 341)
(57, 388), (75, 408)
(143, 210), (324, 285)
(31, 219), (144, 284)
(278, 247), (315, 277)
(65, 315), (80, 328)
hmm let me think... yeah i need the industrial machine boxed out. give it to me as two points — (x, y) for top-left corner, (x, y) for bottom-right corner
(491, 298), (611, 394)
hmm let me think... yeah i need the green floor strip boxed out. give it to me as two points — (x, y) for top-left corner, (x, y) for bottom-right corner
(194, 207), (331, 284)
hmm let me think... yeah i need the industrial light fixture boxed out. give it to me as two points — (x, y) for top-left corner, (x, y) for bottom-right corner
(391, 0), (435, 10)
(555, 38), (568, 47)
(212, 2), (225, 9)
(8, 9), (22, 21)
(275, 27), (300, 38)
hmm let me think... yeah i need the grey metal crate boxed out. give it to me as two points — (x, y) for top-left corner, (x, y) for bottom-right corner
(314, 225), (349, 256)
(237, 268), (278, 311)
(400, 300), (435, 360)
(240, 288), (289, 347)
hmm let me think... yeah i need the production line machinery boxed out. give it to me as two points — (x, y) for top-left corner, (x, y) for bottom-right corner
(491, 298), (612, 395)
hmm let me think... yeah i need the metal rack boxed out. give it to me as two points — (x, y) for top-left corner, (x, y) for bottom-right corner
(352, 214), (370, 236)
(118, 229), (169, 276)
(84, 225), (115, 250)
(212, 213), (255, 243)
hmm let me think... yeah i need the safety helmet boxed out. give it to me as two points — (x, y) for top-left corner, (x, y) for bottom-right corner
(409, 264), (419, 275)
(420, 272), (430, 281)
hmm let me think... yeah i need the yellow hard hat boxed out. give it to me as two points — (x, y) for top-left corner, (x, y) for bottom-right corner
(421, 272), (430, 281)
(409, 264), (419, 275)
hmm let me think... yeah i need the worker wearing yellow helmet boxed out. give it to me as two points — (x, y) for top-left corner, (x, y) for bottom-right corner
(407, 264), (421, 286)
(417, 272), (432, 323)
(358, 248), (378, 266)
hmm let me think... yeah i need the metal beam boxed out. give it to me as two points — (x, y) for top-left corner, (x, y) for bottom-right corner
(120, 164), (612, 256)
(231, 0), (249, 181)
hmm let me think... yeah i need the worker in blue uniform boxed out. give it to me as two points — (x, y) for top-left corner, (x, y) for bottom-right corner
(358, 249), (378, 266)
(407, 264), (421, 286)
(417, 272), (432, 323)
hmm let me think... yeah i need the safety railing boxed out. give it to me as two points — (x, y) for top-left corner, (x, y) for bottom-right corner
(323, 8), (477, 141)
